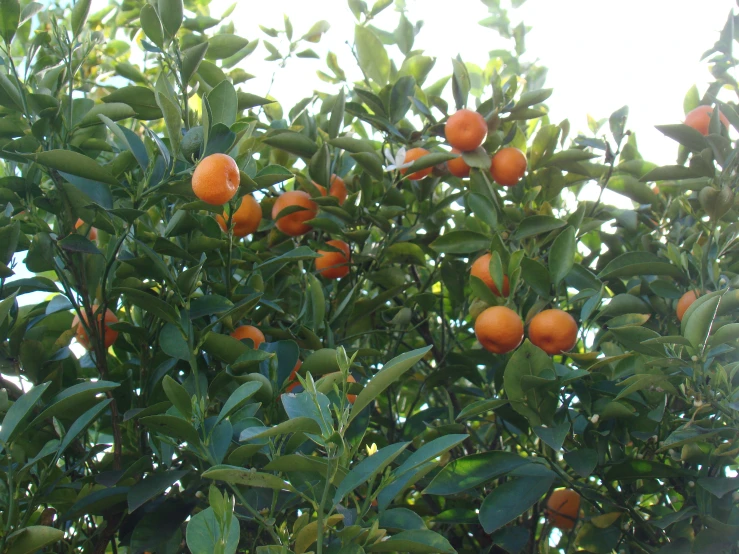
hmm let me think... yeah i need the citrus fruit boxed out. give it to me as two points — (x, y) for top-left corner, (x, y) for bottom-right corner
(528, 309), (578, 355)
(315, 239), (351, 279)
(216, 194), (262, 237)
(445, 109), (488, 151)
(191, 153), (240, 205)
(471, 253), (510, 297)
(72, 306), (119, 350)
(347, 374), (358, 404)
(314, 174), (348, 205)
(286, 359), (302, 392)
(231, 325), (265, 349)
(271, 190), (318, 236)
(401, 147), (433, 181)
(684, 105), (729, 136)
(75, 218), (97, 241)
(490, 147), (527, 186)
(546, 489), (581, 530)
(677, 290), (700, 321)
(181, 126), (204, 161)
(474, 306), (524, 354)
(447, 148), (471, 178)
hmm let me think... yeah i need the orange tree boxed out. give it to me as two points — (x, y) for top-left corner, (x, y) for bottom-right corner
(0, 0), (738, 553)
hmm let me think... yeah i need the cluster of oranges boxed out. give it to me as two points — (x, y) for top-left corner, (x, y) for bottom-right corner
(470, 253), (579, 356)
(190, 153), (352, 279)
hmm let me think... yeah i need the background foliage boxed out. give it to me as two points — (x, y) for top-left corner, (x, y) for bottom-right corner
(0, 0), (739, 553)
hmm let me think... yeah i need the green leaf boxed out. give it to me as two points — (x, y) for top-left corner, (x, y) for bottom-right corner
(57, 399), (112, 459)
(520, 257), (551, 297)
(34, 150), (118, 186)
(349, 346), (431, 423)
(0, 0), (20, 45)
(683, 295), (720, 349)
(216, 381), (262, 426)
(160, 323), (190, 361)
(309, 143), (330, 187)
(0, 289), (17, 327)
(207, 80), (238, 127)
(367, 530), (455, 553)
(513, 88), (553, 111)
(355, 25), (390, 85)
(186, 508), (239, 554)
(378, 508), (426, 531)
(389, 75), (415, 123)
(140, 4), (164, 49)
(114, 287), (180, 326)
(386, 242), (426, 265)
(605, 460), (682, 480)
(156, 91), (182, 161)
(609, 105), (629, 144)
(533, 420), (570, 451)
(162, 375), (193, 418)
(71, 0), (91, 37)
(655, 124), (707, 152)
(128, 470), (188, 512)
(564, 449), (598, 478)
(424, 451), (531, 495)
(202, 465), (294, 491)
(157, 0), (183, 39)
(5, 526), (64, 554)
(207, 34), (249, 59)
(478, 476), (554, 534)
(333, 442), (409, 505)
(301, 20), (330, 42)
(328, 88), (345, 139)
(140, 414), (201, 445)
(181, 42), (209, 84)
(350, 151), (384, 179)
(513, 215), (566, 240)
(79, 102), (136, 128)
(31, 380), (119, 425)
(598, 252), (685, 281)
(262, 131), (318, 158)
(451, 57), (470, 110)
(239, 417), (321, 441)
(549, 226), (576, 285)
(0, 382), (51, 451)
(430, 230), (490, 254)
(395, 434), (467, 478)
(455, 398), (508, 421)
(468, 193), (498, 229)
(503, 340), (557, 426)
(698, 477), (739, 499)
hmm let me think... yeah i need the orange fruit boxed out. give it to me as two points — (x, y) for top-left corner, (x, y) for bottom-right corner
(470, 253), (510, 297)
(286, 359), (302, 392)
(314, 174), (348, 205)
(447, 148), (471, 178)
(347, 374), (358, 404)
(315, 239), (351, 279)
(75, 218), (97, 241)
(72, 306), (119, 350)
(528, 309), (578, 355)
(191, 153), (240, 205)
(401, 148), (433, 181)
(546, 489), (581, 530)
(677, 290), (700, 321)
(216, 194), (262, 237)
(684, 105), (729, 136)
(231, 325), (265, 349)
(271, 190), (318, 236)
(490, 147), (527, 186)
(474, 306), (524, 354)
(445, 109), (488, 151)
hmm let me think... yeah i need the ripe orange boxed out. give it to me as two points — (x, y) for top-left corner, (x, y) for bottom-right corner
(192, 153), (240, 205)
(684, 105), (729, 136)
(447, 148), (471, 178)
(72, 306), (119, 350)
(677, 290), (700, 321)
(347, 374), (358, 404)
(286, 359), (302, 392)
(546, 489), (581, 530)
(75, 218), (98, 241)
(445, 109), (487, 151)
(271, 190), (318, 236)
(471, 253), (510, 297)
(315, 239), (351, 279)
(528, 309), (578, 355)
(490, 147), (527, 187)
(474, 306), (524, 354)
(231, 325), (265, 349)
(401, 148), (433, 181)
(216, 194), (262, 237)
(314, 174), (348, 205)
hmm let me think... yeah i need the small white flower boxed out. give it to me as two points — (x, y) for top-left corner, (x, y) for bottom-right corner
(694, 399), (704, 408)
(383, 147), (413, 172)
(688, 481), (695, 488)
(590, 414), (600, 424)
(691, 355), (699, 362)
